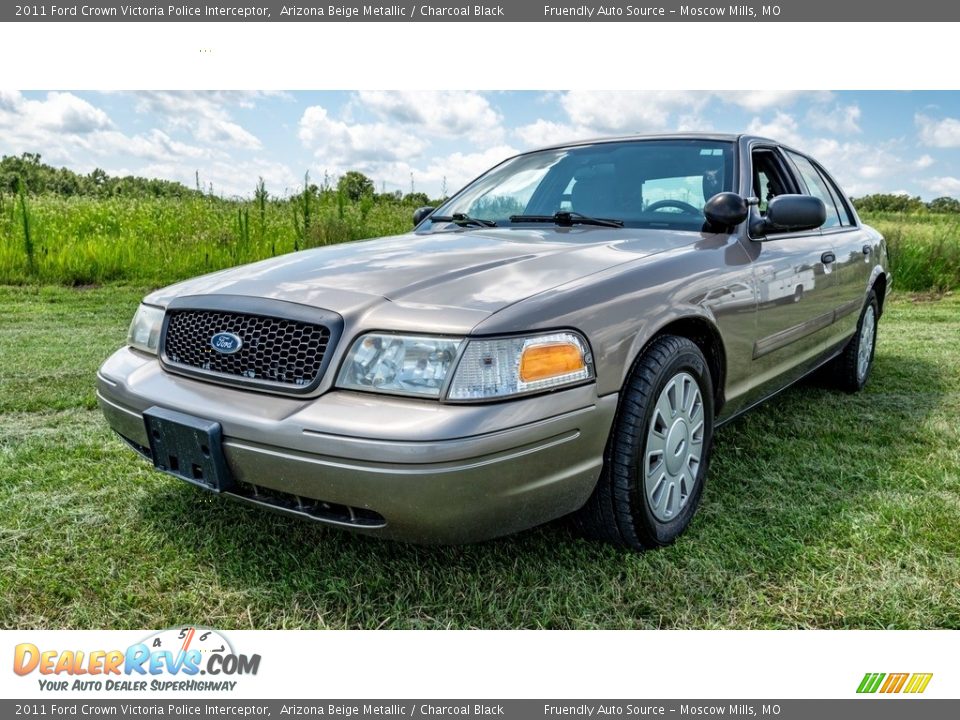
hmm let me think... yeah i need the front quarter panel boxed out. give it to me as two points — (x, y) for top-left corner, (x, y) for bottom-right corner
(471, 232), (756, 414)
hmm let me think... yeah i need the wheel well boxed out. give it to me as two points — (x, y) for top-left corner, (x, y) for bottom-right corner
(649, 317), (726, 413)
(872, 273), (887, 315)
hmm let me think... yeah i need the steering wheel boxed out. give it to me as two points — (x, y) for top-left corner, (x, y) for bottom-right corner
(645, 199), (701, 216)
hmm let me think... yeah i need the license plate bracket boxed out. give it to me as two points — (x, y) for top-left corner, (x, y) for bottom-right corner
(143, 406), (234, 493)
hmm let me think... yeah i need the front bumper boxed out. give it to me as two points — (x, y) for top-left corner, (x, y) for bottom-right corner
(97, 347), (617, 543)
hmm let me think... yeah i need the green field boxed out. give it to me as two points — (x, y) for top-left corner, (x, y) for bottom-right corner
(1, 286), (958, 629)
(0, 193), (416, 287)
(2, 192), (960, 291)
(865, 212), (960, 292)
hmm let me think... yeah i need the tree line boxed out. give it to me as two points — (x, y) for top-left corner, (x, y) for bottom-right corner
(850, 193), (960, 214)
(4, 153), (960, 214)
(0, 154), (435, 206)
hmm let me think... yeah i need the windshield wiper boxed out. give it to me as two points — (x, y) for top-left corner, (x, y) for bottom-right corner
(509, 211), (624, 228)
(428, 213), (497, 228)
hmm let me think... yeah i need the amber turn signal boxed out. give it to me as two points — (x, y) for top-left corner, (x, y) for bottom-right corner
(519, 342), (585, 382)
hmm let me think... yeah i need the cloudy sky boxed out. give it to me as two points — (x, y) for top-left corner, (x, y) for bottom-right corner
(3, 90), (960, 199)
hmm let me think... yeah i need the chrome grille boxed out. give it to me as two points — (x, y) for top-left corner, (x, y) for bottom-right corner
(163, 310), (330, 389)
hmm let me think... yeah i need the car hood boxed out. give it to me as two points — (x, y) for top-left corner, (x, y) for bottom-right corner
(146, 227), (700, 328)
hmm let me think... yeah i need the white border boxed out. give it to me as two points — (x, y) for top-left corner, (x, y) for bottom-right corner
(1, 22), (958, 90)
(2, 15), (957, 705)
(4, 630), (955, 699)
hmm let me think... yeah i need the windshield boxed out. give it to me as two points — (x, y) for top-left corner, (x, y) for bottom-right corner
(429, 139), (736, 231)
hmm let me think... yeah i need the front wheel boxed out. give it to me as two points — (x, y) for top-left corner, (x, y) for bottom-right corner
(574, 335), (715, 550)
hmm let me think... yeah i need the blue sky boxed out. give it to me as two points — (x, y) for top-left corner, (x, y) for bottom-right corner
(3, 90), (960, 199)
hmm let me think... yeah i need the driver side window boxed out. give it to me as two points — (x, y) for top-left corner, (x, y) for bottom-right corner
(752, 149), (793, 216)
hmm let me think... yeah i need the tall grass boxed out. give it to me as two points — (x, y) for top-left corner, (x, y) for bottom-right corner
(0, 192), (958, 291)
(861, 212), (960, 292)
(0, 192), (415, 286)
(16, 178), (34, 272)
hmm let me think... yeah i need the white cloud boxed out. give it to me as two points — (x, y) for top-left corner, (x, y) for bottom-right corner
(297, 104), (471, 193)
(724, 91), (831, 112)
(513, 119), (581, 148)
(802, 138), (923, 196)
(740, 112), (919, 195)
(738, 106), (929, 196)
(296, 92), (511, 193)
(298, 105), (427, 167)
(514, 91), (716, 148)
(746, 112), (802, 146)
(920, 176), (960, 196)
(733, 108), (926, 197)
(0, 91), (214, 168)
(422, 145), (519, 193)
(806, 104), (861, 134)
(95, 129), (210, 162)
(559, 90), (707, 134)
(916, 113), (960, 148)
(676, 113), (714, 132)
(131, 91), (263, 150)
(34, 91), (114, 133)
(355, 91), (504, 144)
(0, 90), (19, 112)
(516, 91), (832, 149)
(0, 90), (113, 136)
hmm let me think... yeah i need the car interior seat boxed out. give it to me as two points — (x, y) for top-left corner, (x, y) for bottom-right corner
(571, 171), (616, 217)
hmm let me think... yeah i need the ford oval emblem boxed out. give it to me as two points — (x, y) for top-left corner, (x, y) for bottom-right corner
(211, 332), (243, 355)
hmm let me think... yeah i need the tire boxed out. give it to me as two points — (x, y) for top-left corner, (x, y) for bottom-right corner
(574, 335), (715, 550)
(827, 290), (879, 393)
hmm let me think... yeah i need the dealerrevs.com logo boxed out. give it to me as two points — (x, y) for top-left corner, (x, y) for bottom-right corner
(13, 627), (261, 692)
(857, 672), (933, 694)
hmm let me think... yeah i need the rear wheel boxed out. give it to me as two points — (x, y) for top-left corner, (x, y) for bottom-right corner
(574, 335), (715, 550)
(827, 290), (879, 393)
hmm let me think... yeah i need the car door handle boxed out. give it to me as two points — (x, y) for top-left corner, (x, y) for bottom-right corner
(821, 251), (836, 264)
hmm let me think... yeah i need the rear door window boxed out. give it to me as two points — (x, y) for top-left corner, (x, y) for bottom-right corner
(785, 151), (843, 229)
(813, 161), (856, 226)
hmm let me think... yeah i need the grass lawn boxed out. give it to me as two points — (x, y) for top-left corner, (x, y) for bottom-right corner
(1, 285), (958, 629)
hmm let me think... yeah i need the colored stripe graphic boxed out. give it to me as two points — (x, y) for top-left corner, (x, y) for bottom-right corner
(857, 673), (885, 693)
(857, 672), (932, 694)
(880, 673), (909, 693)
(904, 673), (934, 694)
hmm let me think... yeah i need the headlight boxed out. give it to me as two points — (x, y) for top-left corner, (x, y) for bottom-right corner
(447, 331), (593, 401)
(127, 303), (165, 354)
(336, 330), (594, 401)
(336, 333), (463, 398)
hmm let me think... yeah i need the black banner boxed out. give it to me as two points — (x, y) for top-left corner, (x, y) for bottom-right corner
(4, 0), (959, 23)
(4, 700), (959, 719)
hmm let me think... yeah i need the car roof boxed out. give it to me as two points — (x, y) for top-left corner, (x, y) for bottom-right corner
(525, 132), (777, 153)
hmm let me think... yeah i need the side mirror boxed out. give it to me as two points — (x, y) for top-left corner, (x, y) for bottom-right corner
(751, 195), (826, 237)
(412, 206), (435, 227)
(703, 192), (748, 230)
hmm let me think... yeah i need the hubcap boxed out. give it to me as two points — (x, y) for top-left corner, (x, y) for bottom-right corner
(643, 371), (705, 522)
(857, 305), (876, 383)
